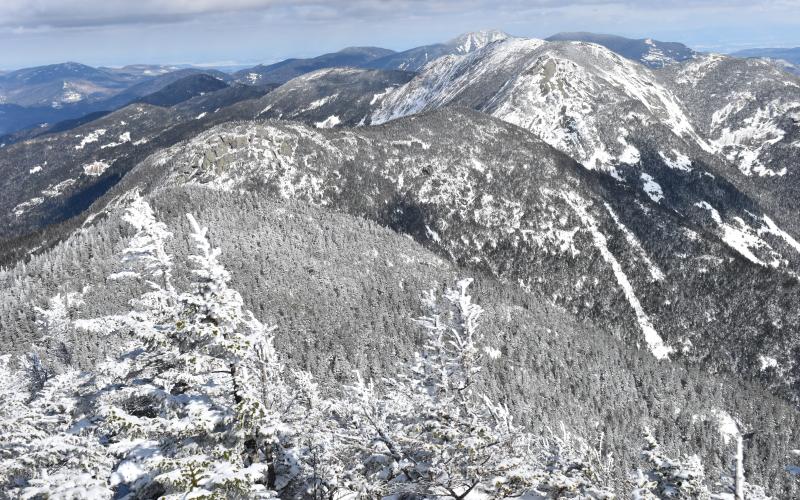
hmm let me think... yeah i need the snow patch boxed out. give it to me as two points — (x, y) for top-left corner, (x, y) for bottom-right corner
(604, 203), (665, 281)
(758, 355), (778, 371)
(306, 95), (336, 111)
(711, 409), (739, 445)
(42, 179), (76, 198)
(658, 149), (692, 171)
(314, 115), (341, 129)
(12, 197), (44, 216)
(759, 215), (800, 256)
(83, 160), (110, 177)
(425, 225), (441, 243)
(694, 201), (787, 268)
(640, 173), (664, 203)
(100, 132), (132, 149)
(75, 129), (107, 150)
(370, 87), (396, 105)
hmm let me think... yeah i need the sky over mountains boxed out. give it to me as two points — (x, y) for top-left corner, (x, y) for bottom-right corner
(1, 0), (799, 69)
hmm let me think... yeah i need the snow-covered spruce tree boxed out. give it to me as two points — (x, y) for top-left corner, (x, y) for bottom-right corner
(282, 369), (353, 499)
(534, 424), (617, 499)
(0, 355), (112, 499)
(633, 428), (710, 499)
(74, 191), (177, 343)
(87, 207), (296, 498)
(70, 198), (340, 498)
(35, 290), (85, 346)
(341, 279), (615, 499)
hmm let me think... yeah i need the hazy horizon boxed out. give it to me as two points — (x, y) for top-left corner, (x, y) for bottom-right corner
(1, 0), (799, 70)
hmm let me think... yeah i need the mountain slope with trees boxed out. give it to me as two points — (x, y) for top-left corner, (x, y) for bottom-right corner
(0, 186), (795, 497)
(62, 108), (798, 408)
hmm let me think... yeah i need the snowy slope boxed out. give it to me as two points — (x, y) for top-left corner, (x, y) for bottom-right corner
(369, 38), (800, 272)
(85, 109), (800, 404)
(372, 38), (709, 173)
(256, 67), (414, 127)
(658, 53), (800, 235)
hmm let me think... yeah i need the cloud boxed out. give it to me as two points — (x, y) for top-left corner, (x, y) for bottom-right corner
(1, 0), (795, 30)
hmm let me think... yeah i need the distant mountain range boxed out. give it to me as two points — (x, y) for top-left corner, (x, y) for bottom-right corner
(231, 46), (396, 86)
(732, 46), (800, 64)
(731, 47), (800, 74)
(0, 64), (234, 136)
(546, 32), (698, 68)
(0, 31), (717, 139)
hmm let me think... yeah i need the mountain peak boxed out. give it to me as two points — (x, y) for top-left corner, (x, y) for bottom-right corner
(447, 29), (510, 54)
(546, 31), (697, 68)
(337, 46), (396, 57)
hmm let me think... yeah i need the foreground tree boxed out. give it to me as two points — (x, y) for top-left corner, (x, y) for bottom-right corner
(0, 355), (111, 498)
(341, 279), (616, 499)
(89, 210), (297, 498)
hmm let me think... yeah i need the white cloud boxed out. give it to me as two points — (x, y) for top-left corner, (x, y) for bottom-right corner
(1, 0), (794, 29)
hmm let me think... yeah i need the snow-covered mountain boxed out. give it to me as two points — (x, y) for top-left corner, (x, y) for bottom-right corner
(372, 38), (710, 170)
(367, 30), (511, 72)
(3, 30), (800, 498)
(658, 53), (800, 235)
(370, 38), (800, 274)
(546, 32), (698, 68)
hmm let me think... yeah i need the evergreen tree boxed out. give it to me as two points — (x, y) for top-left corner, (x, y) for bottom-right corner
(635, 428), (710, 499)
(342, 279), (615, 498)
(0, 356), (111, 498)
(91, 212), (284, 498)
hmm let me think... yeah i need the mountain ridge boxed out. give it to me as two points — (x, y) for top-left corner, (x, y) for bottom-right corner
(546, 31), (698, 68)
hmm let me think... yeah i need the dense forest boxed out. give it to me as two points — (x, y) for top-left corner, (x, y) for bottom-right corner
(1, 187), (797, 498)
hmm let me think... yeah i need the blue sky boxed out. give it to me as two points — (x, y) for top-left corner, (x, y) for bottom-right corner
(1, 0), (799, 69)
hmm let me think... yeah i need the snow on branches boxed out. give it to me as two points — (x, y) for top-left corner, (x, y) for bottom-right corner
(341, 279), (616, 499)
(0, 196), (770, 499)
(90, 212), (294, 498)
(635, 428), (710, 499)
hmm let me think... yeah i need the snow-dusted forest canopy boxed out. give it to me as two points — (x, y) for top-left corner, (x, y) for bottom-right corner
(0, 190), (795, 498)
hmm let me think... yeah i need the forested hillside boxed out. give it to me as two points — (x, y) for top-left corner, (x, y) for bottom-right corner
(81, 109), (799, 406)
(3, 28), (800, 499)
(1, 186), (796, 497)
